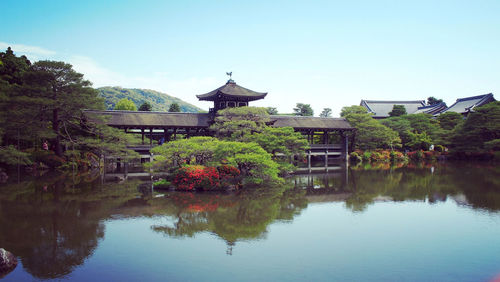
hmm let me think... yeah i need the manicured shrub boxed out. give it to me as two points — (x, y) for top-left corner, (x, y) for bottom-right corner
(362, 151), (372, 162)
(369, 151), (383, 162)
(153, 179), (171, 189)
(349, 151), (362, 163)
(389, 150), (407, 163)
(407, 150), (424, 161)
(217, 165), (241, 187)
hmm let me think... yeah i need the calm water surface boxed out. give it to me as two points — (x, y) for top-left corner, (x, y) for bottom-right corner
(0, 162), (499, 281)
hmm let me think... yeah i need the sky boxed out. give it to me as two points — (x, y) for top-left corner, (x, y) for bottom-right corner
(1, 0), (499, 116)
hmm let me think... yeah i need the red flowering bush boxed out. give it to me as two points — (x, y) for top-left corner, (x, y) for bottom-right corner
(407, 150), (424, 161)
(168, 192), (237, 212)
(217, 165), (240, 187)
(173, 165), (220, 191)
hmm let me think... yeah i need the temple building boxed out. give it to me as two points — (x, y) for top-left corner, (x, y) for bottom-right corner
(441, 93), (495, 116)
(196, 78), (267, 113)
(360, 93), (496, 118)
(85, 78), (355, 165)
(359, 100), (427, 119)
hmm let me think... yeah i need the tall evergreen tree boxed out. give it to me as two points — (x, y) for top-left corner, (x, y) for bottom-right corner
(388, 105), (407, 117)
(319, 108), (332, 117)
(0, 48), (138, 165)
(27, 61), (104, 156)
(427, 96), (444, 106)
(293, 103), (314, 116)
(139, 102), (152, 111)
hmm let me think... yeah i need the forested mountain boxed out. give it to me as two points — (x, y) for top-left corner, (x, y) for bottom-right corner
(97, 87), (204, 112)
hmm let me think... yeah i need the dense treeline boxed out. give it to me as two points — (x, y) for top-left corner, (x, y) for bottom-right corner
(0, 47), (137, 169)
(98, 87), (202, 112)
(341, 103), (500, 159)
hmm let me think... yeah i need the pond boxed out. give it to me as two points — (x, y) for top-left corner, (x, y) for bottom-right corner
(0, 162), (499, 281)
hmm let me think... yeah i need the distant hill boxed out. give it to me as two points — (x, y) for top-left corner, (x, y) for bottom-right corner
(97, 87), (204, 113)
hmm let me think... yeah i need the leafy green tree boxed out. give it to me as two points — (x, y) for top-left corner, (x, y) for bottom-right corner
(168, 103), (181, 112)
(244, 127), (308, 158)
(407, 132), (432, 150)
(138, 102), (152, 111)
(210, 106), (308, 174)
(243, 127), (309, 174)
(388, 105), (407, 117)
(27, 60), (106, 157)
(402, 113), (442, 144)
(266, 107), (278, 115)
(0, 47), (36, 164)
(151, 137), (280, 184)
(0, 49), (137, 163)
(212, 141), (280, 184)
(114, 98), (137, 111)
(340, 105), (369, 117)
(341, 106), (401, 150)
(427, 96), (444, 105)
(0, 47), (31, 84)
(452, 101), (500, 152)
(150, 137), (218, 169)
(293, 103), (314, 116)
(380, 117), (413, 149)
(210, 107), (270, 140)
(437, 112), (463, 130)
(319, 108), (332, 117)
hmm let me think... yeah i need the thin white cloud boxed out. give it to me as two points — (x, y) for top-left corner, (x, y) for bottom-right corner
(67, 55), (216, 109)
(0, 42), (56, 57)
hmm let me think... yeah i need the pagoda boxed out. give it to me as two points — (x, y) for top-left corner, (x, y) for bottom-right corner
(196, 76), (267, 114)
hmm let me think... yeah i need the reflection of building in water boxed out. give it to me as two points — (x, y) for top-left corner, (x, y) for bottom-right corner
(292, 167), (351, 196)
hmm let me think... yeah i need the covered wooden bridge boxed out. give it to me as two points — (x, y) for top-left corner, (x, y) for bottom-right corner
(84, 78), (355, 168)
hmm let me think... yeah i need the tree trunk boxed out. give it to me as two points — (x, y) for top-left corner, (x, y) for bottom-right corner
(53, 108), (63, 157)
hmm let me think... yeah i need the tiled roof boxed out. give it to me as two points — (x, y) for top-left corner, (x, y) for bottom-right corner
(84, 110), (354, 131)
(196, 80), (267, 101)
(270, 115), (354, 130)
(413, 102), (448, 115)
(442, 93), (495, 114)
(360, 100), (426, 118)
(84, 110), (211, 128)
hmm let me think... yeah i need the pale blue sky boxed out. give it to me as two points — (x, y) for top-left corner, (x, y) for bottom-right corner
(1, 0), (499, 115)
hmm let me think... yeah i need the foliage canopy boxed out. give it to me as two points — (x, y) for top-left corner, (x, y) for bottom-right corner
(114, 98), (137, 111)
(293, 103), (314, 116)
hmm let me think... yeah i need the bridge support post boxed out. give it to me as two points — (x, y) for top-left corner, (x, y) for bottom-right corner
(325, 148), (328, 171)
(344, 134), (349, 161)
(149, 128), (153, 146)
(307, 150), (311, 172)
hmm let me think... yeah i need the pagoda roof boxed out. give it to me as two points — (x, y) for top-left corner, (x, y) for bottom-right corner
(196, 80), (267, 102)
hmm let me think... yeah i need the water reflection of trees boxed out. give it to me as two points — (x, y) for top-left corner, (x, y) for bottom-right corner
(0, 172), (144, 279)
(300, 163), (500, 212)
(150, 186), (308, 247)
(0, 163), (497, 279)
